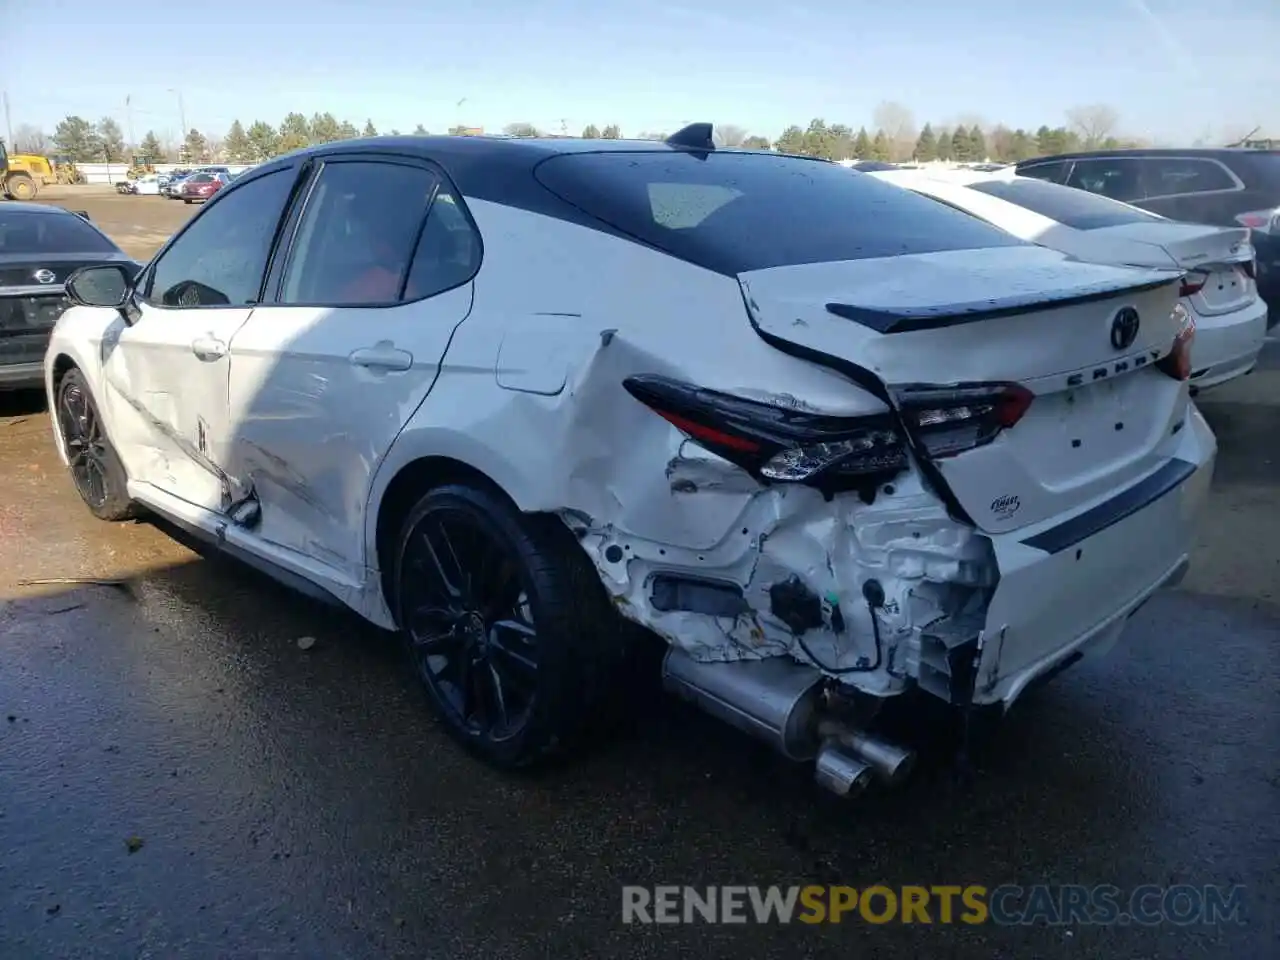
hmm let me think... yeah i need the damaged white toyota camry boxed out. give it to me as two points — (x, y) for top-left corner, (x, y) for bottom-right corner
(46, 124), (1215, 795)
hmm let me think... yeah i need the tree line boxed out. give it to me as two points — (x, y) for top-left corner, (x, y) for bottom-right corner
(15, 101), (1140, 166)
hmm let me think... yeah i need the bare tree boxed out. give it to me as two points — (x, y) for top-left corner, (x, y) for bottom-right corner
(503, 122), (540, 138)
(1066, 104), (1120, 148)
(13, 124), (49, 154)
(872, 101), (916, 161)
(714, 124), (748, 148)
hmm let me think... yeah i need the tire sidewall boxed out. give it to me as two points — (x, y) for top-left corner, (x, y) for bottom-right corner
(393, 484), (577, 769)
(57, 369), (133, 521)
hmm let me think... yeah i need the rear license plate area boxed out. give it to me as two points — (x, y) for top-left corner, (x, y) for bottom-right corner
(0, 294), (69, 332)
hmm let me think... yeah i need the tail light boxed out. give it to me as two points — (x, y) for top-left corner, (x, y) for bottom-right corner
(622, 375), (1036, 494)
(622, 375), (908, 493)
(1179, 270), (1208, 298)
(1234, 208), (1280, 234)
(892, 383), (1035, 458)
(1157, 302), (1196, 381)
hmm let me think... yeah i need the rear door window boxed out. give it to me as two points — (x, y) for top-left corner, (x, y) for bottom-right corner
(967, 178), (1165, 230)
(1141, 157), (1238, 197)
(533, 151), (1025, 275)
(278, 159), (478, 305)
(1065, 159), (1147, 202)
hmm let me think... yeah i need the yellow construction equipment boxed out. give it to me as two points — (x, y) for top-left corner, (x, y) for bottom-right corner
(0, 141), (81, 200)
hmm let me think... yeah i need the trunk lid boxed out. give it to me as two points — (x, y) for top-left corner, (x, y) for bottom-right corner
(739, 245), (1190, 535)
(1090, 222), (1256, 316)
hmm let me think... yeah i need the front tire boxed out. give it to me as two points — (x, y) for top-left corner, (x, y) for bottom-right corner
(7, 174), (36, 201)
(393, 483), (631, 769)
(56, 369), (136, 521)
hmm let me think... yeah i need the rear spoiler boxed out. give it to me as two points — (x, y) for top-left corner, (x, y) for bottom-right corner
(70, 210), (91, 221)
(825, 271), (1183, 334)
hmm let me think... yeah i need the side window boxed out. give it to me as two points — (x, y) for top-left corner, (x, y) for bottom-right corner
(1142, 158), (1236, 197)
(403, 188), (481, 300)
(1018, 160), (1070, 184)
(279, 160), (439, 306)
(146, 168), (296, 307)
(1065, 159), (1145, 202)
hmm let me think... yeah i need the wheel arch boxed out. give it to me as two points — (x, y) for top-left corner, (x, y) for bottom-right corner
(370, 450), (547, 627)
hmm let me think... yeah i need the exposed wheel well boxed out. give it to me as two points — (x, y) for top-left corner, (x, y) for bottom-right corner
(374, 456), (521, 622)
(51, 354), (77, 389)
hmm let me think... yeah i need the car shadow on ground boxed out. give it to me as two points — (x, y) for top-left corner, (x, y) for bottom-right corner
(0, 388), (48, 419)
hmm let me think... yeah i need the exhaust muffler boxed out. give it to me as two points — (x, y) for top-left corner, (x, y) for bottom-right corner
(663, 647), (823, 760)
(662, 649), (917, 795)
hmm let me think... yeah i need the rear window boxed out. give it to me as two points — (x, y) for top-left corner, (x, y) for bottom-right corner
(0, 210), (118, 255)
(967, 178), (1164, 230)
(533, 151), (1025, 274)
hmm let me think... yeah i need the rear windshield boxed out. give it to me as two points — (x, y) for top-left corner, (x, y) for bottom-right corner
(0, 210), (118, 255)
(533, 151), (1025, 274)
(967, 178), (1164, 230)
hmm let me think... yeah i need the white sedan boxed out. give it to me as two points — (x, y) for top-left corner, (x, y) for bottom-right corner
(130, 175), (163, 196)
(870, 168), (1268, 393)
(42, 127), (1214, 796)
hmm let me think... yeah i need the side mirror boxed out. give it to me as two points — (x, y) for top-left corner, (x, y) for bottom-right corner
(66, 264), (134, 309)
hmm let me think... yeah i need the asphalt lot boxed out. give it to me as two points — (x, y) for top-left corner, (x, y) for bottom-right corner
(1, 188), (1277, 959)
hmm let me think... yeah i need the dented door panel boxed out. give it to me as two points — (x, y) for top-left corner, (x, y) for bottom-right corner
(224, 283), (474, 580)
(102, 304), (253, 511)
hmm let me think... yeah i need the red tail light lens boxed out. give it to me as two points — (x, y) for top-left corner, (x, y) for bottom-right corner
(1234, 209), (1280, 234)
(893, 383), (1035, 458)
(622, 375), (908, 493)
(1179, 270), (1208, 298)
(1156, 303), (1196, 381)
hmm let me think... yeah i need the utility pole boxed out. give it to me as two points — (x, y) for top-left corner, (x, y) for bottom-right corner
(2, 91), (12, 148)
(125, 94), (135, 153)
(168, 88), (187, 141)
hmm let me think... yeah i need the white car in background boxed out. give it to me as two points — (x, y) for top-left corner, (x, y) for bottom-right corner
(131, 175), (163, 196)
(870, 169), (1268, 393)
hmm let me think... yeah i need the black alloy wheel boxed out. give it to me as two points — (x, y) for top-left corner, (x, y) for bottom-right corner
(393, 483), (637, 769)
(401, 504), (540, 745)
(57, 369), (135, 521)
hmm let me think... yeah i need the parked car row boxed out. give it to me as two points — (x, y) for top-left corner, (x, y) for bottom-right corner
(112, 165), (248, 201)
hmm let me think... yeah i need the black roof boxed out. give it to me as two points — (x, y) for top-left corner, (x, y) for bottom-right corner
(1020, 147), (1280, 164)
(0, 201), (79, 216)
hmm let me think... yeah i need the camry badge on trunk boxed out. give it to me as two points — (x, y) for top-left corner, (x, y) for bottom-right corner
(1110, 307), (1140, 351)
(33, 269), (56, 284)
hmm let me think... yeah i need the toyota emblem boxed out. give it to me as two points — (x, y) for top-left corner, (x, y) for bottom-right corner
(33, 269), (56, 284)
(1110, 307), (1140, 351)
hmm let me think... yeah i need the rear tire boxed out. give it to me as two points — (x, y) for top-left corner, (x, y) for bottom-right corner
(392, 483), (633, 770)
(7, 174), (36, 201)
(55, 369), (136, 522)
